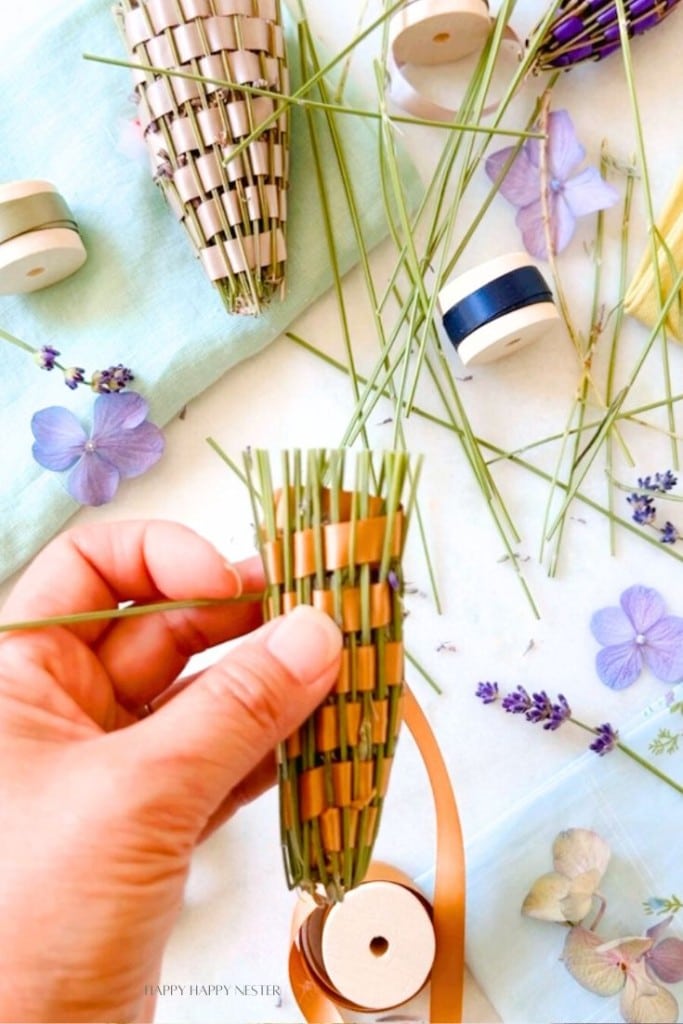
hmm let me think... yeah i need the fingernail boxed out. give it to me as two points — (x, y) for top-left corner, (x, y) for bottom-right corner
(223, 561), (243, 598)
(266, 606), (342, 686)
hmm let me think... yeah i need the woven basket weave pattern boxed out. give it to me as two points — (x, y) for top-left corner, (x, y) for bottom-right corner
(118, 0), (289, 314)
(249, 452), (414, 904)
(531, 0), (680, 70)
(270, 495), (405, 901)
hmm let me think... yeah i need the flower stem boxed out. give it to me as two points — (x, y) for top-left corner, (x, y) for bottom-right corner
(571, 717), (683, 795)
(0, 594), (262, 633)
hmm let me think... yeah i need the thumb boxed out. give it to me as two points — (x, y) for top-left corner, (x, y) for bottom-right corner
(124, 605), (342, 831)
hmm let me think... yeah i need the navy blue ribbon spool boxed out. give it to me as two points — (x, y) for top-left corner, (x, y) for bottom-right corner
(442, 265), (553, 350)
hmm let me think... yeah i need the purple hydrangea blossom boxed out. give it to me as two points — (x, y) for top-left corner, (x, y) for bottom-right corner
(589, 722), (619, 756)
(31, 391), (164, 506)
(484, 109), (619, 261)
(645, 917), (683, 985)
(590, 585), (683, 689)
(35, 345), (60, 371)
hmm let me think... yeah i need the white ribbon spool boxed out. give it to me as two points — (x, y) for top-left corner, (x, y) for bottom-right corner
(320, 880), (436, 1011)
(387, 0), (521, 121)
(0, 180), (87, 295)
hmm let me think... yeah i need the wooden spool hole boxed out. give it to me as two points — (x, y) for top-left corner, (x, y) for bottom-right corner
(369, 935), (389, 957)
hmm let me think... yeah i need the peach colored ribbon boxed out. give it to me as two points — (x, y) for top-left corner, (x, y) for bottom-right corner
(387, 0), (521, 122)
(288, 684), (465, 1023)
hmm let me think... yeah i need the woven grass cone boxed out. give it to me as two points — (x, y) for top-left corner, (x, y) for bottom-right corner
(116, 0), (289, 315)
(245, 449), (421, 903)
(530, 0), (681, 70)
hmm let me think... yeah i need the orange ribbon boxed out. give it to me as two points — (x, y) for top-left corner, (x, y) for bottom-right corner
(288, 684), (465, 1023)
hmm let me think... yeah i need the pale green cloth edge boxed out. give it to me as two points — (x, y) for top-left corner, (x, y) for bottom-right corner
(0, 1), (421, 582)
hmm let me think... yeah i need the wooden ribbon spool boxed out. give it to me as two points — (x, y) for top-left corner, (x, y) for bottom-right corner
(387, 0), (521, 121)
(0, 180), (86, 294)
(289, 688), (466, 1023)
(438, 251), (560, 366)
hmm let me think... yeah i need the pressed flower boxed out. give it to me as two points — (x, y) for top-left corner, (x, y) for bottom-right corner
(645, 917), (683, 984)
(484, 109), (619, 261)
(522, 828), (610, 924)
(31, 391), (164, 506)
(563, 918), (683, 1024)
(34, 344), (60, 370)
(590, 585), (683, 689)
(589, 722), (619, 756)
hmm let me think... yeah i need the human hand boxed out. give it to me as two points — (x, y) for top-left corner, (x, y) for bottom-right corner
(0, 520), (341, 1024)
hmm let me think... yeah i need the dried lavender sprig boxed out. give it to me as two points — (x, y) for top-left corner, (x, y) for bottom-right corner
(476, 682), (683, 795)
(611, 471), (683, 543)
(1, 327), (134, 394)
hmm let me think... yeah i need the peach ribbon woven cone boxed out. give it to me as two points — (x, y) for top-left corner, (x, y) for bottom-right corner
(624, 165), (683, 342)
(288, 686), (466, 1023)
(116, 0), (289, 315)
(245, 449), (419, 903)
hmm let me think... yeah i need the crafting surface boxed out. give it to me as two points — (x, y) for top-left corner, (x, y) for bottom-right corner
(1, 1), (683, 1022)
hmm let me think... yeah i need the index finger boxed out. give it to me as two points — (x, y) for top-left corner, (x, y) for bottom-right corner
(0, 519), (262, 646)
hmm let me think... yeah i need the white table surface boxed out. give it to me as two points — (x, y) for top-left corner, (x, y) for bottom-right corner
(2, 2), (683, 1022)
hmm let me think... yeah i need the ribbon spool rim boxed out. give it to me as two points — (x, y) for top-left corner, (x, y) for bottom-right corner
(0, 181), (86, 294)
(456, 302), (559, 366)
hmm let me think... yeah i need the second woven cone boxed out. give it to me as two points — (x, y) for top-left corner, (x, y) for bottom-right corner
(116, 0), (289, 315)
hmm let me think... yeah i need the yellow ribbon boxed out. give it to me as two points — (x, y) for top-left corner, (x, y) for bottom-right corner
(624, 166), (683, 342)
(288, 684), (466, 1023)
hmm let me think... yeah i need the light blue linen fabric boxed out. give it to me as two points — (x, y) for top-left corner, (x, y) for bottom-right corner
(0, 1), (420, 582)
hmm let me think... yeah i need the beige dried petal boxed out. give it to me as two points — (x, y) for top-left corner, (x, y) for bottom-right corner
(562, 926), (627, 996)
(559, 868), (604, 921)
(596, 936), (654, 961)
(552, 828), (611, 881)
(521, 871), (572, 921)
(620, 960), (679, 1024)
(559, 889), (597, 924)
